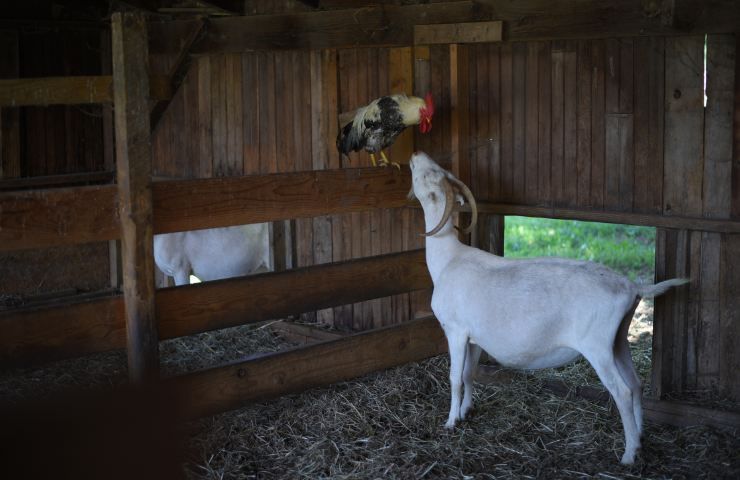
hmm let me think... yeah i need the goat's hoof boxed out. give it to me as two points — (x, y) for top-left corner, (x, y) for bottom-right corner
(620, 452), (636, 465)
(444, 419), (457, 430)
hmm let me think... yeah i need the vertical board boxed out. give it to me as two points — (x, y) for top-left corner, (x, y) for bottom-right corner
(590, 41), (606, 209)
(511, 42), (526, 203)
(663, 36), (705, 217)
(537, 41), (552, 206)
(500, 43), (514, 201)
(524, 43), (539, 204)
(550, 42), (564, 206)
(720, 234), (740, 400)
(487, 44), (502, 203)
(197, 56), (213, 178)
(703, 35), (735, 219)
(697, 232), (721, 390)
(0, 30), (21, 178)
(562, 42), (578, 207)
(576, 40), (592, 207)
(242, 53), (260, 175)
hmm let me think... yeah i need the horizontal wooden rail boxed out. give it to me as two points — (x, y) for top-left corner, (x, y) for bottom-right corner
(0, 249), (431, 368)
(0, 172), (115, 191)
(0, 167), (411, 252)
(0, 75), (171, 107)
(474, 202), (740, 234)
(166, 316), (447, 420)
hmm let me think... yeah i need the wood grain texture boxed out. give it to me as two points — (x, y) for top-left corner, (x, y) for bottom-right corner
(0, 250), (431, 368)
(703, 34), (735, 219)
(149, 1), (740, 53)
(0, 75), (170, 107)
(111, 11), (158, 383)
(414, 21), (502, 45)
(720, 234), (740, 400)
(166, 316), (447, 420)
(663, 36), (705, 217)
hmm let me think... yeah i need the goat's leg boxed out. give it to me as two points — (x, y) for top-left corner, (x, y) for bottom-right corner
(615, 302), (644, 436)
(615, 335), (643, 436)
(444, 328), (469, 429)
(460, 342), (482, 420)
(583, 349), (641, 465)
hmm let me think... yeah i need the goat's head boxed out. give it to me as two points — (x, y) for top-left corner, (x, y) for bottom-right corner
(408, 152), (477, 237)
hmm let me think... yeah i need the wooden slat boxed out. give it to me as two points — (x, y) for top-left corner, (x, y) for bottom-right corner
(663, 36), (705, 217)
(550, 42), (565, 206)
(524, 42), (539, 204)
(536, 41), (551, 206)
(414, 21), (502, 45)
(500, 43), (513, 201)
(590, 39), (606, 209)
(0, 167), (412, 252)
(0, 75), (170, 107)
(167, 316), (447, 420)
(562, 42), (578, 207)
(112, 11), (159, 383)
(450, 44), (470, 187)
(0, 171), (114, 191)
(720, 234), (740, 400)
(269, 321), (345, 345)
(149, 1), (740, 53)
(0, 30), (21, 179)
(576, 40), (592, 207)
(703, 34), (735, 219)
(471, 202), (740, 234)
(196, 56), (213, 178)
(511, 42), (526, 204)
(697, 232), (721, 389)
(0, 249), (431, 368)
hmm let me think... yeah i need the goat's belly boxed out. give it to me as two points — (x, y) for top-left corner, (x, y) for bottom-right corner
(483, 345), (581, 370)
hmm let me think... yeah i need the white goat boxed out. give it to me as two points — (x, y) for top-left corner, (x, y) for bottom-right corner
(153, 223), (270, 286)
(408, 152), (688, 464)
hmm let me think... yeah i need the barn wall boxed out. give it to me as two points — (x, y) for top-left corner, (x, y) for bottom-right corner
(151, 49), (430, 331)
(151, 31), (738, 400)
(0, 26), (111, 299)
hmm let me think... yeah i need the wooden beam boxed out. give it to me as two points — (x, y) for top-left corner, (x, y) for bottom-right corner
(150, 18), (208, 132)
(151, 167), (411, 234)
(148, 1), (740, 54)
(0, 171), (114, 191)
(0, 167), (410, 252)
(471, 202), (740, 234)
(414, 21), (502, 45)
(112, 11), (159, 384)
(166, 316), (447, 420)
(0, 75), (171, 107)
(148, 2), (491, 53)
(0, 250), (431, 368)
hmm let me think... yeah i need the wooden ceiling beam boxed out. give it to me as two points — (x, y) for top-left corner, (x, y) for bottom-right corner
(148, 0), (740, 54)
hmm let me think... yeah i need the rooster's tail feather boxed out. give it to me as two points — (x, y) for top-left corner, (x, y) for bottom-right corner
(336, 121), (363, 156)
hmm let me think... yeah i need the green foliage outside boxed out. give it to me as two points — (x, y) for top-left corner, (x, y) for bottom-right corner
(504, 216), (656, 283)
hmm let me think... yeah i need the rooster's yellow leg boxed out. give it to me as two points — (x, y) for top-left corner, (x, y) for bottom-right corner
(380, 150), (401, 170)
(370, 153), (378, 167)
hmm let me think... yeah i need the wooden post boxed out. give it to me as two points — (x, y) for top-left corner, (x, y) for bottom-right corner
(112, 11), (159, 383)
(450, 43), (471, 244)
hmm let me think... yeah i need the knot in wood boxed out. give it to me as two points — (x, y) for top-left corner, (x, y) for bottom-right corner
(237, 368), (247, 379)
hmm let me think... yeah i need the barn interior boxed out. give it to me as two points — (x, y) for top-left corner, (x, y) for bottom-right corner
(1, 1), (739, 478)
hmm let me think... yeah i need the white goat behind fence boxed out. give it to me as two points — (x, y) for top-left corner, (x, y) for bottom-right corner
(153, 223), (271, 286)
(408, 151), (689, 465)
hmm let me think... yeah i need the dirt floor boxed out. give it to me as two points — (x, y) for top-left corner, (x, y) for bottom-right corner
(1, 300), (738, 479)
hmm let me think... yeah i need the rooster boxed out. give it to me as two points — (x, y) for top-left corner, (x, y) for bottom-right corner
(336, 93), (434, 168)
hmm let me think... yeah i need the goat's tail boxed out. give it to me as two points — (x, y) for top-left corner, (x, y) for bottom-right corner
(637, 278), (690, 298)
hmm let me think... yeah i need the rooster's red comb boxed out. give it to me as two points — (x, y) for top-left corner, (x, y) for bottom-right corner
(424, 93), (434, 115)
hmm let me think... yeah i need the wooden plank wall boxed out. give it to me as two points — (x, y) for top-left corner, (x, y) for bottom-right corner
(150, 33), (738, 400)
(151, 48), (433, 332)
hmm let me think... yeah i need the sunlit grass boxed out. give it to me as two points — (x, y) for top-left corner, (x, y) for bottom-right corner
(504, 216), (656, 282)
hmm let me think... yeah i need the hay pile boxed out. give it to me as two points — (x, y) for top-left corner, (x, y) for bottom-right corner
(1, 301), (738, 479)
